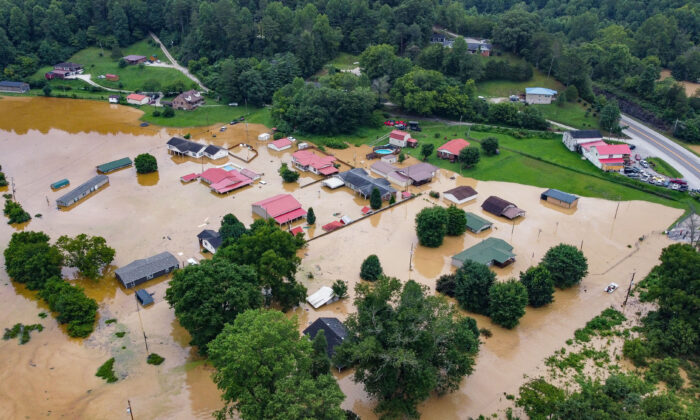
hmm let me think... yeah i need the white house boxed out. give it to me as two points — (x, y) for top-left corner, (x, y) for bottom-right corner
(525, 87), (557, 104)
(108, 95), (119, 104)
(306, 286), (338, 309)
(126, 93), (149, 105)
(562, 129), (604, 152)
(381, 154), (398, 164)
(388, 130), (413, 147)
(203, 145), (228, 160)
(197, 229), (222, 254)
(268, 137), (292, 152)
(166, 137), (206, 158)
(443, 186), (479, 205)
(258, 133), (271, 141)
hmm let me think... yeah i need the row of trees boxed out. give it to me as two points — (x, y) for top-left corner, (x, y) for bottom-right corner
(415, 205), (468, 247)
(436, 244), (588, 329)
(4, 231), (115, 337)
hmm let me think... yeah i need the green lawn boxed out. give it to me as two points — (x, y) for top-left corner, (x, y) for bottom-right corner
(647, 157), (683, 178)
(475, 66), (564, 98)
(328, 53), (360, 70)
(536, 102), (601, 130)
(139, 103), (264, 127)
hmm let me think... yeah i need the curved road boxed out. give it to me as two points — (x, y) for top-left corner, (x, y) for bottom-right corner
(149, 32), (209, 92)
(620, 115), (700, 189)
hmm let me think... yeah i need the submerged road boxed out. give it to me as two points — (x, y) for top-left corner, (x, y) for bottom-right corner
(620, 115), (700, 189)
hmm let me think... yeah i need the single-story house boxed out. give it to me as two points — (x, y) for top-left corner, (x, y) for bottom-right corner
(167, 137), (206, 157)
(200, 168), (253, 193)
(108, 95), (119, 104)
(197, 229), (222, 253)
(322, 177), (345, 189)
(443, 186), (478, 205)
(465, 212), (493, 233)
(335, 168), (397, 200)
(252, 194), (307, 224)
(437, 139), (470, 161)
(292, 150), (338, 176)
(181, 173), (199, 182)
(126, 93), (149, 105)
(302, 317), (348, 370)
(56, 175), (109, 207)
(258, 133), (271, 141)
(452, 237), (515, 268)
(204, 145), (228, 160)
(381, 154), (398, 164)
(115, 251), (179, 289)
(306, 286), (338, 309)
(0, 81), (30, 93)
(581, 142), (631, 172)
(465, 37), (492, 56)
(562, 130), (603, 152)
(525, 87), (557, 104)
(268, 138), (292, 152)
(370, 161), (398, 179)
(123, 55), (147, 65)
(541, 189), (579, 209)
(45, 69), (70, 80)
(135, 289), (154, 306)
(482, 195), (526, 219)
(96, 157), (132, 174)
(54, 62), (82, 72)
(388, 130), (417, 148)
(172, 90), (204, 111)
(395, 162), (438, 186)
(430, 33), (454, 48)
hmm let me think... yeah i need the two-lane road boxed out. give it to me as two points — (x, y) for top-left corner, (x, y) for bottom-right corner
(620, 115), (700, 189)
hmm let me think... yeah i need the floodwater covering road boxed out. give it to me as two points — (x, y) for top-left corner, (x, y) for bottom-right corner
(0, 96), (685, 419)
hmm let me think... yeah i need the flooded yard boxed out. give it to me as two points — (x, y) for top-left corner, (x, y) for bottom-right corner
(0, 96), (684, 419)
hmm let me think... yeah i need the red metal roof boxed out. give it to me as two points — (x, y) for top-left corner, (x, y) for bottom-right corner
(200, 168), (231, 184)
(598, 158), (625, 164)
(593, 144), (631, 156)
(437, 139), (470, 155)
(361, 206), (371, 214)
(322, 221), (344, 231)
(580, 140), (607, 151)
(318, 166), (339, 175)
(127, 93), (148, 101)
(180, 173), (200, 182)
(253, 194), (303, 217)
(292, 150), (336, 170)
(270, 138), (292, 149)
(274, 207), (307, 224)
(389, 130), (410, 140)
(290, 226), (304, 236)
(209, 170), (252, 193)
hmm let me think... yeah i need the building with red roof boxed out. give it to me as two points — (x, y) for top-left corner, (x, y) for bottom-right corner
(582, 142), (631, 172)
(290, 226), (304, 237)
(437, 139), (470, 161)
(200, 168), (253, 193)
(388, 130), (417, 148)
(126, 93), (149, 105)
(292, 150), (338, 176)
(322, 221), (344, 232)
(268, 138), (293, 152)
(252, 194), (307, 224)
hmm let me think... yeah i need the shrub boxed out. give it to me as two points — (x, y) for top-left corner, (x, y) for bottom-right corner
(306, 207), (316, 225)
(645, 358), (683, 389)
(454, 260), (496, 314)
(162, 107), (174, 118)
(415, 206), (447, 247)
(479, 328), (492, 338)
(488, 280), (528, 329)
(279, 163), (300, 183)
(3, 200), (31, 224)
(115, 331), (126, 337)
(436, 273), (457, 297)
(152, 110), (161, 117)
(96, 358), (118, 383)
(623, 338), (651, 367)
(332, 279), (348, 299)
(325, 140), (349, 149)
(360, 255), (383, 281)
(273, 132), (286, 140)
(370, 187), (382, 210)
(541, 244), (588, 289)
(134, 153), (158, 174)
(39, 277), (98, 338)
(481, 137), (499, 156)
(147, 353), (165, 365)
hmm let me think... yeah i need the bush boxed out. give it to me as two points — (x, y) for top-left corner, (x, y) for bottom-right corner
(279, 163), (300, 183)
(519, 265), (554, 307)
(96, 358), (118, 383)
(152, 110), (161, 117)
(306, 207), (316, 225)
(436, 273), (457, 297)
(39, 277), (98, 338)
(162, 107), (174, 118)
(324, 140), (349, 149)
(332, 279), (348, 299)
(273, 132), (286, 140)
(623, 338), (651, 367)
(370, 187), (382, 210)
(415, 206), (447, 247)
(645, 358), (683, 389)
(147, 353), (165, 365)
(481, 137), (499, 156)
(360, 255), (383, 281)
(134, 153), (158, 174)
(454, 260), (496, 314)
(488, 280), (529, 329)
(3, 200), (31, 224)
(541, 244), (588, 289)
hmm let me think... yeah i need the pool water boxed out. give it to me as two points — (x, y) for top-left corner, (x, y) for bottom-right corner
(221, 164), (236, 171)
(375, 149), (393, 154)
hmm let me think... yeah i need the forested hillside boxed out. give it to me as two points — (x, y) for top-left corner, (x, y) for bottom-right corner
(1, 0), (699, 139)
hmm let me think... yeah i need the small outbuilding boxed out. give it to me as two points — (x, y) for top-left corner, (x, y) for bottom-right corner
(452, 237), (515, 268)
(0, 81), (30, 93)
(97, 157), (132, 174)
(482, 195), (526, 220)
(303, 317), (348, 370)
(306, 286), (338, 309)
(268, 138), (293, 151)
(322, 177), (345, 189)
(126, 93), (149, 105)
(258, 133), (271, 141)
(50, 179), (70, 190)
(135, 289), (154, 306)
(465, 212), (492, 233)
(197, 229), (222, 254)
(540, 188), (579, 209)
(108, 95), (119, 104)
(123, 55), (147, 65)
(443, 186), (478, 205)
(525, 87), (557, 104)
(115, 251), (179, 289)
(56, 175), (109, 207)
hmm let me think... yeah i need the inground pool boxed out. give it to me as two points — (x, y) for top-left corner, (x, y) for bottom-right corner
(221, 164), (236, 171)
(375, 149), (393, 155)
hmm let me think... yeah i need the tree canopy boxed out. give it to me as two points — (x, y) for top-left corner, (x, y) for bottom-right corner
(488, 279), (529, 329)
(56, 234), (115, 280)
(134, 153), (158, 174)
(415, 206), (448, 247)
(519, 265), (555, 307)
(454, 260), (496, 314)
(218, 213), (247, 246)
(359, 254), (383, 281)
(4, 231), (63, 290)
(445, 205), (467, 236)
(541, 244), (589, 289)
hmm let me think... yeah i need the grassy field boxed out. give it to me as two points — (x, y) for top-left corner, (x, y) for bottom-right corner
(328, 53), (360, 70)
(30, 40), (192, 92)
(536, 102), (601, 130)
(139, 103), (264, 127)
(647, 157), (683, 178)
(475, 66), (564, 98)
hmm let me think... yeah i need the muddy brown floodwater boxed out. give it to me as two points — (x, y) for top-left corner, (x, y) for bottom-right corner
(0, 96), (684, 419)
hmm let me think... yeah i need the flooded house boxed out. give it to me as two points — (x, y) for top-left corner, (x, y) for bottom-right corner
(395, 162), (438, 186)
(335, 168), (397, 200)
(291, 150), (338, 176)
(268, 137), (293, 151)
(452, 238), (515, 268)
(197, 229), (222, 254)
(443, 185), (478, 204)
(96, 157), (132, 174)
(55, 175), (109, 207)
(303, 317), (348, 370)
(465, 212), (493, 233)
(306, 286), (338, 309)
(166, 137), (227, 159)
(541, 189), (579, 209)
(252, 194), (307, 224)
(482, 195), (526, 219)
(115, 251), (179, 289)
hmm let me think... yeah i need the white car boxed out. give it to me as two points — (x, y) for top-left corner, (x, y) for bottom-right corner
(605, 283), (618, 293)
(186, 258), (199, 266)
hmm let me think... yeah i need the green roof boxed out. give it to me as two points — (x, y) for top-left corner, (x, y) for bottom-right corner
(453, 238), (515, 266)
(97, 157), (132, 173)
(465, 212), (492, 232)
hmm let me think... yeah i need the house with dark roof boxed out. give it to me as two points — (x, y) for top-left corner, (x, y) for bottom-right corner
(303, 317), (348, 370)
(167, 137), (206, 157)
(115, 252), (179, 288)
(54, 62), (83, 72)
(252, 194), (307, 224)
(56, 175), (109, 207)
(197, 229), (222, 253)
(172, 90), (204, 111)
(395, 162), (438, 186)
(444, 186), (478, 205)
(482, 195), (526, 219)
(335, 168), (397, 200)
(123, 55), (147, 65)
(540, 189), (579, 209)
(135, 289), (154, 306)
(437, 139), (470, 161)
(0, 81), (30, 93)
(203, 145), (228, 160)
(452, 238), (515, 268)
(562, 130), (603, 152)
(465, 212), (492, 233)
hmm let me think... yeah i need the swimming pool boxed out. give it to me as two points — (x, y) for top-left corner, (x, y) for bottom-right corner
(221, 164), (236, 171)
(375, 149), (393, 155)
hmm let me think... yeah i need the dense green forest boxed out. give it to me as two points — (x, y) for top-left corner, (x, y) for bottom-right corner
(1, 0), (699, 139)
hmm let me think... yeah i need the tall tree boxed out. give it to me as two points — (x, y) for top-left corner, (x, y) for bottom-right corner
(541, 244), (589, 289)
(519, 265), (555, 307)
(454, 260), (496, 314)
(219, 214), (247, 245)
(369, 187), (382, 210)
(420, 143), (435, 160)
(458, 147), (480, 169)
(446, 205), (467, 236)
(306, 207), (316, 225)
(359, 254), (383, 281)
(56, 234), (116, 281)
(488, 279), (529, 329)
(415, 206), (448, 247)
(4, 231), (63, 290)
(310, 329), (331, 378)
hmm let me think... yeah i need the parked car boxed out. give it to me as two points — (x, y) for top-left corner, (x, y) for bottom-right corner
(228, 102), (239, 107)
(629, 144), (636, 150)
(220, 126), (227, 132)
(671, 183), (680, 190)
(384, 121), (394, 126)
(229, 120), (238, 125)
(640, 160), (649, 168)
(605, 283), (618, 293)
(635, 154), (642, 161)
(627, 173), (640, 178)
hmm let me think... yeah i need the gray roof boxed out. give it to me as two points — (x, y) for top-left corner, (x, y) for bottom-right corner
(569, 130), (602, 139)
(398, 162), (437, 182)
(370, 161), (398, 175)
(115, 252), (179, 286)
(204, 145), (222, 155)
(56, 175), (108, 206)
(541, 188), (579, 204)
(336, 168), (396, 197)
(167, 137), (206, 154)
(197, 229), (222, 249)
(303, 317), (348, 359)
(0, 81), (29, 88)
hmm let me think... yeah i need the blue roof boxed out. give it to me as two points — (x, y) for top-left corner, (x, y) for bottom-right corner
(526, 87), (557, 96)
(0, 81), (29, 87)
(542, 189), (578, 204)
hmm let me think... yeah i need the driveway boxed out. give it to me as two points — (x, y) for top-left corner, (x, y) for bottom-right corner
(149, 32), (209, 92)
(69, 74), (131, 93)
(620, 115), (700, 189)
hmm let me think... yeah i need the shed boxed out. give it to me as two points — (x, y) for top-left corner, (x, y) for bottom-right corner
(197, 229), (222, 254)
(135, 289), (154, 306)
(306, 286), (338, 309)
(465, 212), (493, 233)
(123, 55), (147, 65)
(443, 186), (478, 205)
(482, 195), (525, 219)
(56, 175), (109, 207)
(303, 317), (348, 367)
(0, 81), (30, 93)
(322, 221), (344, 231)
(50, 179), (70, 190)
(540, 189), (579, 209)
(452, 238), (515, 268)
(258, 133), (271, 141)
(108, 95), (119, 104)
(322, 177), (345, 189)
(525, 87), (557, 104)
(97, 157), (132, 173)
(115, 252), (179, 289)
(268, 138), (292, 151)
(180, 173), (200, 182)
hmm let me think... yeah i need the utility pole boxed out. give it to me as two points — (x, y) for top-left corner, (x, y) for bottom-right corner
(10, 177), (15, 201)
(408, 243), (414, 273)
(623, 272), (635, 308)
(127, 400), (134, 420)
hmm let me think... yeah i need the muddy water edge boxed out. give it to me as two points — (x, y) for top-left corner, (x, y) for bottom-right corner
(0, 96), (684, 419)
